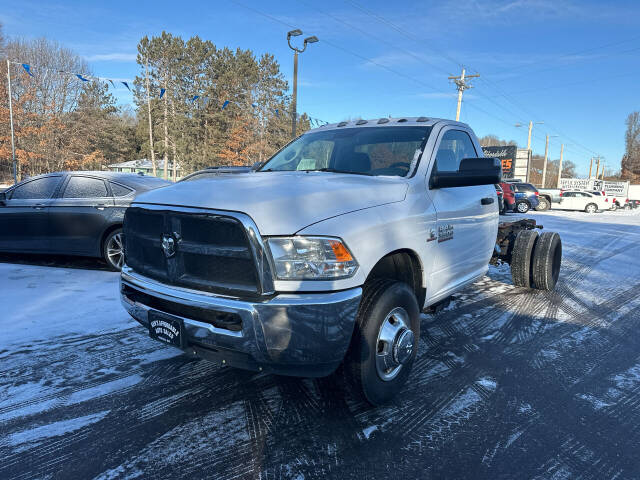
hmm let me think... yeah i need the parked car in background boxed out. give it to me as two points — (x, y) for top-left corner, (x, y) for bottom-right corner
(629, 199), (640, 209)
(179, 165), (253, 182)
(499, 182), (516, 213)
(0, 171), (170, 269)
(537, 188), (561, 211)
(509, 182), (540, 213)
(558, 190), (608, 213)
(495, 184), (505, 214)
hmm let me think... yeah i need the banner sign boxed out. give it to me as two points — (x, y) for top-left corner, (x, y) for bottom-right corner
(482, 146), (518, 179)
(560, 178), (629, 196)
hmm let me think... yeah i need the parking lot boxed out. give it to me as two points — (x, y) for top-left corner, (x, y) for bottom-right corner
(1, 209), (640, 479)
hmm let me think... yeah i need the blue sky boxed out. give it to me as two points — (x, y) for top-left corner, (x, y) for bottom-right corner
(3, 0), (639, 176)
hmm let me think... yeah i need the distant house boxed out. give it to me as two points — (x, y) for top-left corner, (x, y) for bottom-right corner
(107, 159), (181, 178)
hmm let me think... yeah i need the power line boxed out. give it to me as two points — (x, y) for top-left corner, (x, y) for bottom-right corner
(341, 0), (603, 160)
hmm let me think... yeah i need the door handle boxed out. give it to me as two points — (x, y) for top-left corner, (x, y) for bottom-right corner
(32, 204), (46, 210)
(94, 204), (108, 210)
(481, 197), (494, 205)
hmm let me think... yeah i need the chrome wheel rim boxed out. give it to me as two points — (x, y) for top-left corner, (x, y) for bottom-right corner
(375, 307), (414, 382)
(107, 232), (124, 269)
(587, 205), (596, 213)
(517, 203), (528, 213)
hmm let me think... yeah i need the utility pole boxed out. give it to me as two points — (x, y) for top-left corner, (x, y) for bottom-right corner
(515, 121), (544, 151)
(6, 59), (17, 184)
(600, 161), (606, 180)
(287, 29), (318, 139)
(449, 68), (479, 122)
(588, 158), (593, 178)
(541, 134), (558, 188)
(595, 156), (601, 179)
(144, 61), (157, 177)
(542, 134), (549, 188)
(557, 144), (564, 188)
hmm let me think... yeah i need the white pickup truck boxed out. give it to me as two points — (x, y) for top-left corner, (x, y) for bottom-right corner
(120, 117), (562, 405)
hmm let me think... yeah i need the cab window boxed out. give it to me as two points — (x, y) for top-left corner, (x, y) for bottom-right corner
(433, 130), (477, 172)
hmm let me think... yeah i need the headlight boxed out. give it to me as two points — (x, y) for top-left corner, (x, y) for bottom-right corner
(266, 236), (358, 280)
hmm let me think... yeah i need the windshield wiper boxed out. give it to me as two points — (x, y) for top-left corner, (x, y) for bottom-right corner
(314, 168), (373, 176)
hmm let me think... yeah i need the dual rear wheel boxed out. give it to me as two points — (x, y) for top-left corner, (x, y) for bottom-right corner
(510, 230), (562, 291)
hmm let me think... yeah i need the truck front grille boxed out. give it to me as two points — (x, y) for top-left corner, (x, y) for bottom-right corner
(123, 206), (261, 296)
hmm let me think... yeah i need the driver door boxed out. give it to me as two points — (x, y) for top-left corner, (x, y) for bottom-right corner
(0, 175), (61, 252)
(426, 128), (498, 301)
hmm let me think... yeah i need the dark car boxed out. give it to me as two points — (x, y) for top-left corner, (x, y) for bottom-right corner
(509, 182), (540, 213)
(0, 171), (170, 270)
(178, 165), (253, 182)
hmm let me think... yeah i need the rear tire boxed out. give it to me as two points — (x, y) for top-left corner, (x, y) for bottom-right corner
(103, 228), (124, 271)
(516, 201), (530, 213)
(345, 279), (420, 406)
(510, 230), (538, 288)
(585, 203), (598, 213)
(536, 197), (551, 211)
(532, 232), (562, 291)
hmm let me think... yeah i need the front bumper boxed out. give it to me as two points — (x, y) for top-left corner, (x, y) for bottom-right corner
(120, 266), (362, 377)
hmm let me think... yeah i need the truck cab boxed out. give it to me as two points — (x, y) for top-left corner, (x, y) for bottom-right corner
(120, 117), (561, 405)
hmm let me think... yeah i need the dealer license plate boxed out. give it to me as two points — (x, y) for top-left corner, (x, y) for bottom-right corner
(148, 311), (185, 348)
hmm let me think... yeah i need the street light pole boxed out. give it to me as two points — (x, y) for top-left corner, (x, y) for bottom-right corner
(287, 29), (318, 139)
(6, 59), (18, 184)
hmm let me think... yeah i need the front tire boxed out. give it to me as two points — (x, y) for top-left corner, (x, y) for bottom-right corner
(345, 280), (420, 406)
(516, 201), (530, 213)
(536, 197), (551, 211)
(103, 228), (124, 271)
(585, 203), (598, 213)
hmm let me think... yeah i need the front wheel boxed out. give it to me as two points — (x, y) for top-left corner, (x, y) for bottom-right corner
(103, 228), (124, 271)
(516, 201), (530, 213)
(345, 280), (420, 406)
(585, 203), (598, 213)
(536, 197), (551, 211)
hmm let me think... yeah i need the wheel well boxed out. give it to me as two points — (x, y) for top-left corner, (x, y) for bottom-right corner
(100, 224), (122, 253)
(365, 250), (425, 307)
(539, 195), (550, 202)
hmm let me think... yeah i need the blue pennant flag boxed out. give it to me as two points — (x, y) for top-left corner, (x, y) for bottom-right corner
(275, 109), (279, 117)
(191, 95), (199, 103)
(22, 64), (34, 77)
(251, 103), (257, 108)
(76, 74), (89, 82)
(221, 100), (230, 110)
(122, 81), (130, 91)
(108, 79), (115, 88)
(159, 88), (166, 99)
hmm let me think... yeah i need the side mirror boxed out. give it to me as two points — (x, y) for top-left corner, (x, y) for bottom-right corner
(430, 157), (502, 189)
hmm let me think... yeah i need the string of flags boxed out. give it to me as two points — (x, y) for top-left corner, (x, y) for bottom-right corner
(12, 61), (330, 127)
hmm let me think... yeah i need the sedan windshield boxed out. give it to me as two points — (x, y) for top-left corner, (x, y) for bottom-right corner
(259, 126), (431, 177)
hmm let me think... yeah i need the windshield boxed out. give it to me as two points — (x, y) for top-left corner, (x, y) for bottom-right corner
(259, 126), (431, 177)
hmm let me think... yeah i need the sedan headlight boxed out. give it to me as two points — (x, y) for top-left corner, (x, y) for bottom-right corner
(266, 236), (358, 280)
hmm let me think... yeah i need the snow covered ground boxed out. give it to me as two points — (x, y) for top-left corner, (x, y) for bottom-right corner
(1, 208), (640, 479)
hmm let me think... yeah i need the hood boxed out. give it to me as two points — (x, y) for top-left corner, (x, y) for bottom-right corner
(133, 171), (408, 235)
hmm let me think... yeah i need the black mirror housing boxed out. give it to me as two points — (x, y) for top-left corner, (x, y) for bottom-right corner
(0, 191), (6, 203)
(430, 157), (502, 189)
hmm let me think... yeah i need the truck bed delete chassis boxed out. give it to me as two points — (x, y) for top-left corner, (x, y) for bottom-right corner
(491, 219), (543, 265)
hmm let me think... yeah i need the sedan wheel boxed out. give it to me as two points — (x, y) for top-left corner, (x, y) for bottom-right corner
(104, 229), (124, 270)
(585, 203), (597, 214)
